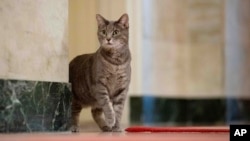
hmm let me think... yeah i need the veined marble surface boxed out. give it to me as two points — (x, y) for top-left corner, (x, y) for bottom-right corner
(0, 0), (68, 82)
(0, 79), (71, 132)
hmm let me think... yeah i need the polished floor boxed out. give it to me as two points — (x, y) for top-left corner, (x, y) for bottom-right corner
(0, 132), (229, 141)
(0, 127), (229, 141)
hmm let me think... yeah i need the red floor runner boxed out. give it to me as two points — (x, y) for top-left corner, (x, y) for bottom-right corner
(125, 126), (229, 133)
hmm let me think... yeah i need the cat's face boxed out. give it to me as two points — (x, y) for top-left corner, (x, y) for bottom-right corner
(96, 14), (129, 49)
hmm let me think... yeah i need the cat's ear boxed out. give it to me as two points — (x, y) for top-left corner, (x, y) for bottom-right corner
(118, 13), (129, 28)
(96, 14), (108, 26)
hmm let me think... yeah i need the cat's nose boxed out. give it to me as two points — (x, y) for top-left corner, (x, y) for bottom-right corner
(106, 38), (111, 42)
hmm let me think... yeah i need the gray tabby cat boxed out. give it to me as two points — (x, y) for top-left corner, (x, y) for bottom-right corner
(69, 13), (131, 132)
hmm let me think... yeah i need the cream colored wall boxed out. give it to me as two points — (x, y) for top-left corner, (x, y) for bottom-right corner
(140, 0), (225, 98)
(69, 0), (141, 127)
(185, 0), (225, 97)
(0, 0), (68, 82)
(69, 0), (98, 61)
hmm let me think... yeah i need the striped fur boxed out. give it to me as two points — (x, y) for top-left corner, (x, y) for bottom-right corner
(69, 14), (131, 132)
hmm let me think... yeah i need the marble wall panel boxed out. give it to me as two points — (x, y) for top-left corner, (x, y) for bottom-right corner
(0, 79), (71, 132)
(0, 0), (68, 82)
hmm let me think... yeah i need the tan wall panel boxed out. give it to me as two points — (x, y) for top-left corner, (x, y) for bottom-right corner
(141, 0), (224, 98)
(69, 0), (98, 61)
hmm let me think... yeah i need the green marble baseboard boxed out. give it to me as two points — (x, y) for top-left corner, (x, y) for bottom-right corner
(0, 79), (72, 132)
(130, 96), (250, 125)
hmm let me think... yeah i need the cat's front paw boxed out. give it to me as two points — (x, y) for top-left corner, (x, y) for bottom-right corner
(112, 126), (123, 132)
(71, 125), (80, 133)
(101, 126), (112, 132)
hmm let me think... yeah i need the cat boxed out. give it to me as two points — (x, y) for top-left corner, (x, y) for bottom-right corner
(69, 13), (131, 132)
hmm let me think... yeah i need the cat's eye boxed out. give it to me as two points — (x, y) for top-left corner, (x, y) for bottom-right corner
(101, 30), (106, 35)
(113, 30), (119, 35)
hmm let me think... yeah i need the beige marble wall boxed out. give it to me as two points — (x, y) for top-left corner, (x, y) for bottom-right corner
(0, 0), (68, 82)
(142, 0), (224, 98)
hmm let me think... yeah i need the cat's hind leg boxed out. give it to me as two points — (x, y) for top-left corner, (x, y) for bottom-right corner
(91, 107), (112, 132)
(71, 100), (82, 132)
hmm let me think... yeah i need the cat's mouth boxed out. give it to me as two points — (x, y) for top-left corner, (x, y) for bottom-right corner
(102, 40), (117, 47)
(104, 42), (113, 46)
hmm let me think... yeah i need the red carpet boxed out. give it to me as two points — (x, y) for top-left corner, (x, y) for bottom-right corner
(126, 126), (229, 133)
